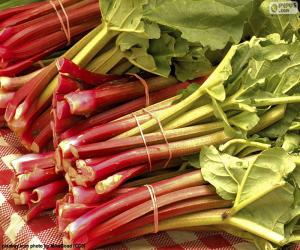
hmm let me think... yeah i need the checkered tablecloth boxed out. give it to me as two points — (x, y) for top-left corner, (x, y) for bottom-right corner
(0, 128), (263, 250)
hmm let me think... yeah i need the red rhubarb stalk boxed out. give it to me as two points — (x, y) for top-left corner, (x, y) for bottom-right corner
(57, 58), (124, 86)
(70, 186), (112, 204)
(65, 170), (204, 241)
(86, 197), (230, 249)
(11, 152), (55, 175)
(5, 24), (104, 124)
(31, 179), (68, 203)
(60, 82), (195, 138)
(25, 195), (58, 221)
(0, 69), (42, 91)
(13, 191), (33, 205)
(58, 113), (154, 157)
(71, 122), (223, 158)
(16, 167), (62, 191)
(0, 0), (83, 27)
(19, 108), (52, 147)
(82, 185), (216, 242)
(0, 20), (98, 61)
(64, 77), (177, 115)
(3, 1), (100, 47)
(31, 124), (53, 152)
(59, 98), (172, 140)
(0, 45), (61, 77)
(95, 160), (182, 196)
(75, 131), (228, 185)
(0, 2), (45, 22)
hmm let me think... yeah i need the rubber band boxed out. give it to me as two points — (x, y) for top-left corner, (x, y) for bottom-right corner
(49, 0), (71, 45)
(143, 109), (173, 168)
(127, 73), (150, 107)
(144, 184), (159, 233)
(133, 114), (153, 171)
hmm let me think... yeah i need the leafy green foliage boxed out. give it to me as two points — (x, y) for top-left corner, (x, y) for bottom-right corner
(99, 0), (299, 81)
(200, 146), (297, 247)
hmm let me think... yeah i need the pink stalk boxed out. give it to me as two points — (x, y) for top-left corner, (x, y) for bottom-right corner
(81, 185), (216, 243)
(52, 109), (82, 136)
(3, 1), (100, 47)
(86, 197), (230, 249)
(59, 81), (194, 138)
(0, 69), (42, 91)
(31, 124), (53, 152)
(72, 122), (223, 158)
(55, 75), (82, 95)
(58, 203), (99, 220)
(76, 131), (228, 185)
(0, 20), (98, 61)
(94, 160), (181, 196)
(11, 152), (55, 175)
(64, 77), (177, 115)
(64, 170), (204, 241)
(31, 179), (68, 203)
(57, 203), (98, 231)
(58, 113), (153, 157)
(58, 156), (111, 176)
(0, 2), (46, 22)
(70, 185), (135, 204)
(16, 167), (62, 191)
(70, 186), (112, 204)
(0, 45), (61, 77)
(57, 58), (124, 86)
(25, 195), (58, 221)
(56, 100), (72, 120)
(0, 0), (83, 27)
(19, 108), (52, 147)
(5, 65), (54, 122)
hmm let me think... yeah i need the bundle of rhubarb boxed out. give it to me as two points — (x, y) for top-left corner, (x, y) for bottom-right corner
(10, 152), (68, 221)
(0, 0), (101, 76)
(4, 0), (281, 147)
(0, 0), (102, 128)
(7, 55), (204, 220)
(54, 34), (300, 249)
(1, 0), (300, 249)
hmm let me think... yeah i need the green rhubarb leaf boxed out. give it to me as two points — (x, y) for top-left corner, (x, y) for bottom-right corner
(143, 0), (254, 50)
(282, 133), (300, 153)
(174, 46), (213, 81)
(148, 33), (189, 77)
(206, 84), (226, 102)
(201, 146), (297, 244)
(248, 0), (300, 41)
(200, 146), (249, 200)
(233, 148), (295, 207)
(229, 111), (260, 131)
(100, 0), (148, 32)
(233, 183), (295, 237)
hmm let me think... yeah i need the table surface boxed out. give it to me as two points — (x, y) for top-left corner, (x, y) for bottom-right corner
(0, 129), (268, 250)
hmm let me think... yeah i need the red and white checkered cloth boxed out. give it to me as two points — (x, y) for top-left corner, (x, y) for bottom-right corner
(0, 128), (275, 250)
